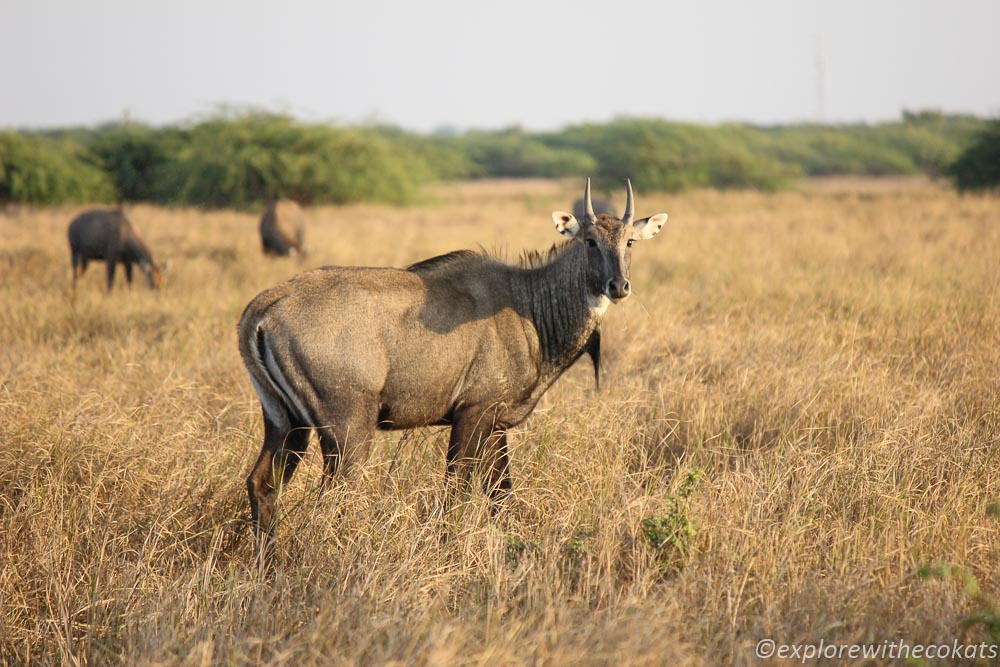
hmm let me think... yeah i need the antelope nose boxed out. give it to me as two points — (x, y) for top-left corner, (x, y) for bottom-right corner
(606, 278), (631, 300)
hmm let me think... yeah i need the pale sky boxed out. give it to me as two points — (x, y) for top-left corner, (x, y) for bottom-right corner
(3, 0), (999, 132)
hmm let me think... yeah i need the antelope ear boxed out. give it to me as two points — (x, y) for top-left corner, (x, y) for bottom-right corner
(631, 213), (668, 240)
(552, 211), (583, 238)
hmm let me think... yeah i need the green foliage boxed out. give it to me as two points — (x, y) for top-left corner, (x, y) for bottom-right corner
(545, 119), (799, 192)
(565, 527), (595, 555)
(87, 123), (178, 202)
(945, 120), (1000, 192)
(641, 468), (704, 572)
(987, 499), (1000, 520)
(371, 125), (476, 181)
(536, 113), (985, 190)
(764, 126), (918, 176)
(160, 113), (429, 208)
(451, 128), (597, 179)
(763, 113), (984, 178)
(1, 110), (992, 207)
(872, 123), (961, 176)
(504, 533), (529, 570)
(0, 132), (115, 204)
(557, 526), (596, 585)
(918, 563), (999, 647)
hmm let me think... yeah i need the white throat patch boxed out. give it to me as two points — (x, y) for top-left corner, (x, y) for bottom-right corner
(588, 293), (611, 317)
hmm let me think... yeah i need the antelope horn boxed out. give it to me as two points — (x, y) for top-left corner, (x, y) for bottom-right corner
(622, 178), (635, 225)
(584, 178), (596, 223)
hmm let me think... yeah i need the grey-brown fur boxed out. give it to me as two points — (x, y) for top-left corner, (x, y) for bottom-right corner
(260, 199), (306, 257)
(238, 179), (668, 557)
(68, 208), (163, 291)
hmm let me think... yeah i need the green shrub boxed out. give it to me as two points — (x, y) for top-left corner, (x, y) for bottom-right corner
(544, 119), (799, 191)
(453, 128), (597, 179)
(2, 111), (992, 206)
(0, 132), (114, 204)
(988, 499), (1000, 519)
(764, 126), (918, 176)
(371, 126), (476, 181)
(946, 120), (1000, 192)
(160, 112), (431, 208)
(918, 563), (999, 648)
(641, 468), (704, 573)
(87, 123), (179, 202)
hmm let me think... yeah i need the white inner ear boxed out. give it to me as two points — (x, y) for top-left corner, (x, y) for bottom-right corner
(552, 211), (582, 238)
(632, 213), (669, 240)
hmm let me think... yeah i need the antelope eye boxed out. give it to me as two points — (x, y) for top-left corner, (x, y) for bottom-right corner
(585, 238), (597, 248)
(627, 239), (635, 247)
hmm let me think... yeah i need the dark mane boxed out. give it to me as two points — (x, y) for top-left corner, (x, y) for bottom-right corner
(516, 241), (576, 269)
(406, 250), (482, 273)
(408, 243), (578, 274)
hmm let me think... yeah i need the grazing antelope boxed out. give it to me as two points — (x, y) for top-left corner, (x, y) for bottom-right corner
(260, 199), (306, 257)
(239, 179), (668, 555)
(68, 208), (164, 291)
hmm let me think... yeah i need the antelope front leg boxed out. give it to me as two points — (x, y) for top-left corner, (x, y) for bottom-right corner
(445, 419), (476, 513)
(105, 260), (117, 292)
(446, 411), (509, 514)
(481, 431), (512, 514)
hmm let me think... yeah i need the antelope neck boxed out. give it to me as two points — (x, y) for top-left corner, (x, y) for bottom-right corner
(515, 242), (601, 374)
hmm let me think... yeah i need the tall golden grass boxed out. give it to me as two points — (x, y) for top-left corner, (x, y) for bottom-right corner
(1, 178), (997, 665)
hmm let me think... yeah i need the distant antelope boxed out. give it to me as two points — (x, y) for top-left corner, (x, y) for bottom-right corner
(572, 195), (617, 220)
(260, 199), (306, 257)
(68, 208), (164, 291)
(239, 179), (668, 555)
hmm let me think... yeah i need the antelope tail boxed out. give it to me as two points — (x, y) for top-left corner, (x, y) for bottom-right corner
(245, 321), (315, 430)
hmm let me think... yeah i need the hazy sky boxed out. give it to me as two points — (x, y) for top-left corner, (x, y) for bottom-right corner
(3, 0), (999, 132)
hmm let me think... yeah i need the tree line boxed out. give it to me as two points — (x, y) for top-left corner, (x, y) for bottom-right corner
(1, 110), (996, 207)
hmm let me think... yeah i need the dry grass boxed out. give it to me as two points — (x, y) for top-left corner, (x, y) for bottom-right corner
(1, 178), (998, 666)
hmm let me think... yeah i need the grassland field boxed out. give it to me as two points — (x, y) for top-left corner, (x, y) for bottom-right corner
(0, 178), (998, 665)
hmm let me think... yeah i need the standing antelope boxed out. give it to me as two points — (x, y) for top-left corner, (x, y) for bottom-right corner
(239, 179), (668, 555)
(260, 199), (306, 257)
(572, 195), (617, 220)
(68, 208), (164, 291)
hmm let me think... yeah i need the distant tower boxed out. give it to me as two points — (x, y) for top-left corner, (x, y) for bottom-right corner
(815, 33), (826, 122)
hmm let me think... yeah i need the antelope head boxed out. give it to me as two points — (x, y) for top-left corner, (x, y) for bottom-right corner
(552, 178), (668, 302)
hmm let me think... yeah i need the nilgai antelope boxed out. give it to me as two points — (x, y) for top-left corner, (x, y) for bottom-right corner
(68, 208), (164, 291)
(239, 179), (668, 554)
(260, 199), (306, 257)
(572, 195), (617, 220)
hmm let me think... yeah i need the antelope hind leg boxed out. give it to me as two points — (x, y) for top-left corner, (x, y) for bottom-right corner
(246, 418), (310, 561)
